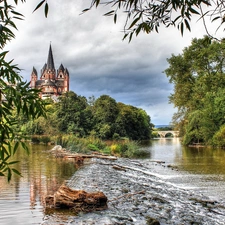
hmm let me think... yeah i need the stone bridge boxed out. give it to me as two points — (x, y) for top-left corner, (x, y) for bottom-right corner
(157, 131), (179, 138)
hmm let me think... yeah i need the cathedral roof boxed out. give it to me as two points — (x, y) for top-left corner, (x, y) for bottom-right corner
(47, 44), (55, 70)
(32, 67), (37, 75)
(58, 63), (64, 71)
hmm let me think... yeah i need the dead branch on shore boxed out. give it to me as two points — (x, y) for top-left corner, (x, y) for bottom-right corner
(45, 184), (108, 213)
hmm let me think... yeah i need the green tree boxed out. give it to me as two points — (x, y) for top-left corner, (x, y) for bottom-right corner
(0, 0), (48, 180)
(115, 103), (152, 140)
(166, 37), (225, 145)
(92, 95), (119, 139)
(55, 91), (92, 136)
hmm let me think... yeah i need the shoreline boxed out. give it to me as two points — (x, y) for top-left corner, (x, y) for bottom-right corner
(43, 157), (225, 225)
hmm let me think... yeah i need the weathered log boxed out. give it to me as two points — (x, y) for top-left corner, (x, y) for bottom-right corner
(45, 185), (108, 213)
(65, 154), (117, 160)
(112, 165), (126, 171)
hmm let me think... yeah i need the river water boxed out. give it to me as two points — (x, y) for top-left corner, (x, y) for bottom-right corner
(1, 139), (225, 224)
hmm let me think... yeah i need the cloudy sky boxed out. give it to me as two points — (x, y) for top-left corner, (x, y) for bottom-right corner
(5, 0), (224, 125)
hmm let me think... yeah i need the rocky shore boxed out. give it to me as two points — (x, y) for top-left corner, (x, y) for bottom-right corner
(43, 157), (225, 225)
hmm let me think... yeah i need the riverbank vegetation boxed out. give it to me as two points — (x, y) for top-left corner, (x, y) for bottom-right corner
(166, 36), (225, 147)
(18, 92), (153, 141)
(55, 135), (149, 158)
(14, 92), (153, 158)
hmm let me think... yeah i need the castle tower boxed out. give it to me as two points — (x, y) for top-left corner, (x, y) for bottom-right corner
(40, 44), (56, 81)
(30, 67), (38, 89)
(30, 44), (69, 101)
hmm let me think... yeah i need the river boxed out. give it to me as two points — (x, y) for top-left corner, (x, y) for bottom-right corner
(1, 139), (225, 224)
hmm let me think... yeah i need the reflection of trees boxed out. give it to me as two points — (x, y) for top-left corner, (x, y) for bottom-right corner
(181, 146), (225, 174)
(0, 144), (76, 210)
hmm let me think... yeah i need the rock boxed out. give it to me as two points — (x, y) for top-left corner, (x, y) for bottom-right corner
(146, 216), (160, 225)
(45, 184), (108, 213)
(50, 145), (62, 152)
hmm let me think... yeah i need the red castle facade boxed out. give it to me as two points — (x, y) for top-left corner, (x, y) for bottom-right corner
(30, 44), (69, 100)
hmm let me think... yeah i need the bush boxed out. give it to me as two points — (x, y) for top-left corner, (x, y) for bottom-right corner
(40, 136), (51, 144)
(87, 144), (99, 151)
(212, 125), (225, 147)
(51, 134), (148, 158)
(110, 144), (121, 156)
(31, 136), (40, 144)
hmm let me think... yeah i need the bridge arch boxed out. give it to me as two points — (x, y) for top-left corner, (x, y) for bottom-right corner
(157, 131), (179, 138)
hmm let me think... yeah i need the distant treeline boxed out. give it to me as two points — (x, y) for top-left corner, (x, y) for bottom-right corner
(17, 91), (154, 140)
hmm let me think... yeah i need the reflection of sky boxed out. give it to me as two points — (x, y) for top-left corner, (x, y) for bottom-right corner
(143, 138), (225, 200)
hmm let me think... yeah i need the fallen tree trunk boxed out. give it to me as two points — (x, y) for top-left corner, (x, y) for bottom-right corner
(65, 154), (117, 160)
(45, 185), (108, 213)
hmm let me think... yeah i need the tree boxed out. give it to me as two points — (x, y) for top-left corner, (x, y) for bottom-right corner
(92, 95), (119, 139)
(166, 37), (225, 145)
(55, 91), (91, 136)
(0, 0), (46, 181)
(115, 103), (152, 140)
(35, 0), (225, 41)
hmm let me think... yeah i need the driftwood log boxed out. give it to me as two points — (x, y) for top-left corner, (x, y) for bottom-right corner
(45, 185), (108, 213)
(50, 145), (117, 161)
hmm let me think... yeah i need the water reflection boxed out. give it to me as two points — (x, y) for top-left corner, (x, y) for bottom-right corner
(142, 138), (225, 175)
(180, 146), (225, 174)
(2, 139), (225, 224)
(0, 144), (76, 225)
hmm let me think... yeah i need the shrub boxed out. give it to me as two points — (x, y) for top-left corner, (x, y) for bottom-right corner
(87, 144), (99, 151)
(31, 136), (40, 144)
(110, 144), (121, 156)
(40, 136), (51, 144)
(212, 125), (225, 147)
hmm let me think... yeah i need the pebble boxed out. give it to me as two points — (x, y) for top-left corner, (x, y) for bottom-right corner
(44, 158), (225, 225)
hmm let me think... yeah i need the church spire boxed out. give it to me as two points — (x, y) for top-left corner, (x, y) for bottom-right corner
(47, 44), (55, 70)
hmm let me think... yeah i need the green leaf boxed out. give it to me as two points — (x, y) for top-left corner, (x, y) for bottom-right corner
(95, 0), (101, 7)
(13, 141), (19, 155)
(180, 22), (184, 36)
(128, 17), (140, 29)
(189, 7), (200, 15)
(81, 8), (90, 14)
(11, 11), (24, 17)
(21, 142), (29, 155)
(7, 168), (12, 182)
(12, 168), (21, 176)
(103, 10), (114, 16)
(184, 19), (191, 31)
(44, 3), (49, 18)
(114, 13), (117, 24)
(8, 160), (20, 165)
(33, 0), (45, 13)
(212, 16), (221, 22)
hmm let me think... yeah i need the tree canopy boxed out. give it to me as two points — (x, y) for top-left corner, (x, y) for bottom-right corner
(165, 36), (225, 146)
(20, 92), (153, 141)
(0, 0), (46, 181)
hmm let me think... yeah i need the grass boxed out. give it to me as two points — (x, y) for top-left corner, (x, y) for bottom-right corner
(50, 134), (150, 158)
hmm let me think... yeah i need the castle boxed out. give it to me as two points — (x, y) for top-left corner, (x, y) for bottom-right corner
(30, 44), (69, 100)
